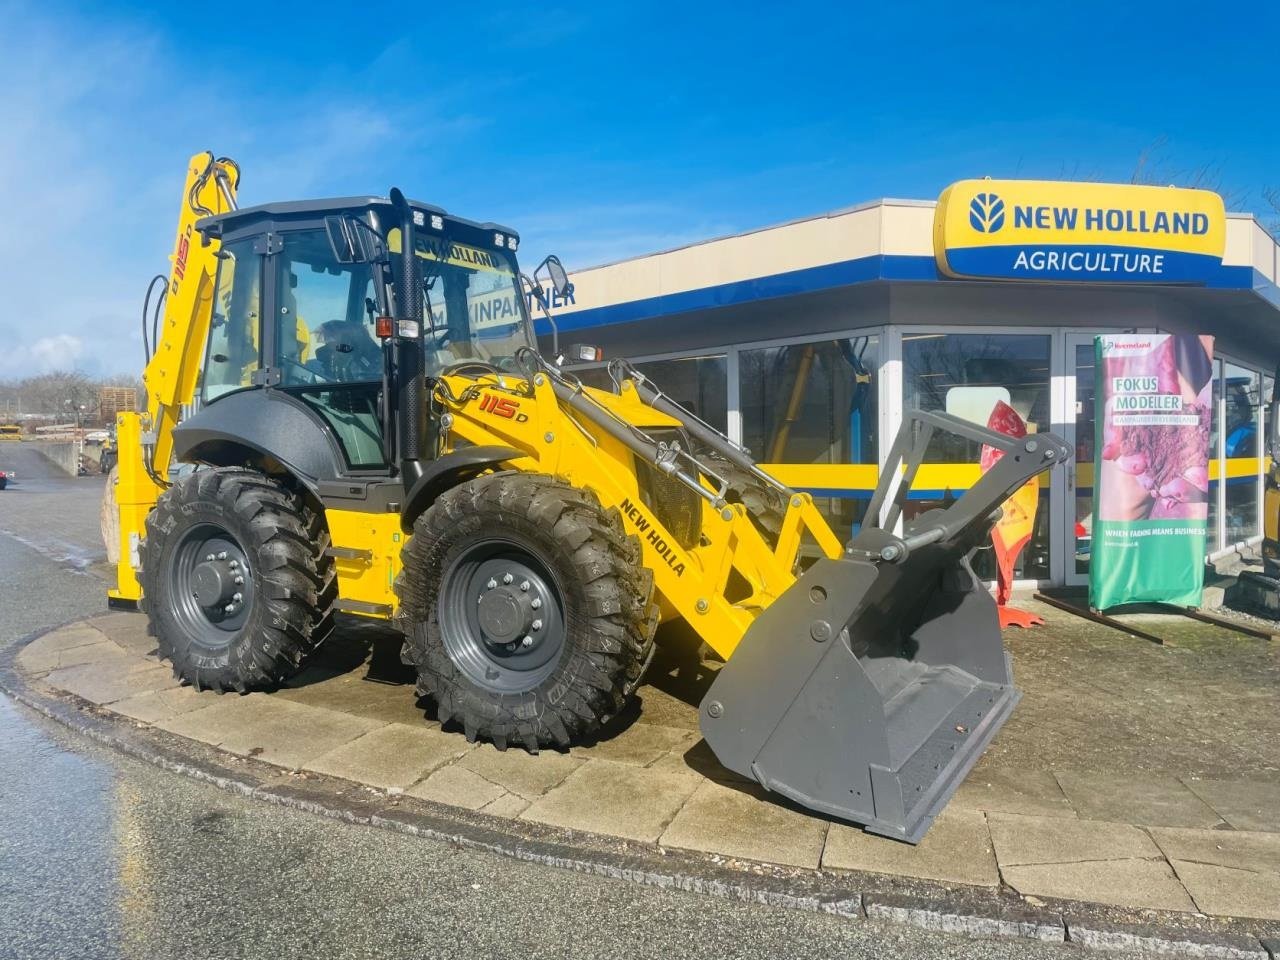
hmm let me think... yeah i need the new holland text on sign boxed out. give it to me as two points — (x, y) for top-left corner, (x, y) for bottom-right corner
(934, 180), (1226, 283)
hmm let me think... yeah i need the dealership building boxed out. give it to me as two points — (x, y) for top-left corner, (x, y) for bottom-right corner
(539, 179), (1280, 589)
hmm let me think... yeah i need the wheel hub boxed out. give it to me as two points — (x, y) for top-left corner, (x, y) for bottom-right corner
(474, 569), (551, 651)
(191, 559), (238, 609)
(440, 546), (565, 694)
(168, 527), (253, 642)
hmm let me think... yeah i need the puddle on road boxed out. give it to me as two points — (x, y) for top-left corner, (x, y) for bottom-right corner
(0, 529), (99, 573)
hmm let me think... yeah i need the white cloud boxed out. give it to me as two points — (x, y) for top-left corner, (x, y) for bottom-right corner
(0, 334), (85, 378)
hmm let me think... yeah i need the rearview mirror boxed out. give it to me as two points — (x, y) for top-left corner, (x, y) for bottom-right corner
(537, 254), (572, 299)
(325, 215), (384, 264)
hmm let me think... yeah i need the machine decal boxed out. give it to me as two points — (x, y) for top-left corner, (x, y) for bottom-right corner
(478, 393), (528, 422)
(171, 224), (193, 293)
(618, 497), (687, 576)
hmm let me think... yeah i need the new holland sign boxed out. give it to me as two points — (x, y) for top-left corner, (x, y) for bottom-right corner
(934, 179), (1227, 283)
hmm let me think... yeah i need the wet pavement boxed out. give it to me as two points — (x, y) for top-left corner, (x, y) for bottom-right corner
(0, 454), (1153, 959)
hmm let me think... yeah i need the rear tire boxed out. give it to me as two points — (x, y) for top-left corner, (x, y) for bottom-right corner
(142, 467), (337, 692)
(395, 472), (659, 751)
(704, 454), (785, 545)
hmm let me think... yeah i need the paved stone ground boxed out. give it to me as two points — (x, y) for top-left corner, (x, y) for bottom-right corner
(18, 598), (1280, 923)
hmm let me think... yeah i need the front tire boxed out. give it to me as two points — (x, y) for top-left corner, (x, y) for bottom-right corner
(142, 467), (337, 691)
(395, 473), (659, 751)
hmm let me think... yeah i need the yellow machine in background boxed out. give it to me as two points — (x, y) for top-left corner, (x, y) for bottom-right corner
(104, 152), (1068, 842)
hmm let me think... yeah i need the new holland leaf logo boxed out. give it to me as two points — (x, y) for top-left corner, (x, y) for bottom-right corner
(969, 192), (1005, 233)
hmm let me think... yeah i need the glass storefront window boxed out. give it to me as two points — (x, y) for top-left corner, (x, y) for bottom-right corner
(739, 336), (880, 535)
(903, 332), (1052, 580)
(570, 355), (727, 434)
(1223, 363), (1262, 543)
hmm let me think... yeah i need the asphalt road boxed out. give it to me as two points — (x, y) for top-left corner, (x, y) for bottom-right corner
(0, 452), (1133, 959)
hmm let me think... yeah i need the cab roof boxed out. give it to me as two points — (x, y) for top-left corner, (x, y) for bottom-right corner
(195, 196), (519, 242)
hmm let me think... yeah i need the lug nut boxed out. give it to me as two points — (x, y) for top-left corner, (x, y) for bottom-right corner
(232, 592), (242, 602)
(531, 619), (543, 631)
(519, 580), (530, 591)
(224, 604), (236, 614)
(206, 553), (216, 562)
(521, 636), (533, 648)
(217, 551), (227, 560)
(486, 578), (497, 590)
(503, 573), (514, 585)
(234, 576), (244, 585)
(506, 642), (517, 651)
(530, 598), (542, 610)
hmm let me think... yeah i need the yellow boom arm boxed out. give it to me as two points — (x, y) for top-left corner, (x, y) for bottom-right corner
(109, 153), (239, 603)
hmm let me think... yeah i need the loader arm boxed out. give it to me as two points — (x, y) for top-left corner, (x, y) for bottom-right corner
(109, 153), (239, 604)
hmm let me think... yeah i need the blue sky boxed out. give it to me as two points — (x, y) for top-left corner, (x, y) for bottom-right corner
(1, 0), (1276, 378)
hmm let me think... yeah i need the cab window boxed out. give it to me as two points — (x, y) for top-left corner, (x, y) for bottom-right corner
(203, 238), (262, 400)
(274, 231), (380, 385)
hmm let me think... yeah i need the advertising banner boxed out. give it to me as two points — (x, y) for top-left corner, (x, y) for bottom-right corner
(934, 180), (1226, 284)
(1090, 334), (1215, 610)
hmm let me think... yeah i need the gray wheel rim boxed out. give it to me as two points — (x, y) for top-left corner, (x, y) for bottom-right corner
(439, 538), (566, 694)
(168, 522), (255, 646)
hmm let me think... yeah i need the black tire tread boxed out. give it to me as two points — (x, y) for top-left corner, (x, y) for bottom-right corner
(704, 454), (785, 545)
(394, 472), (659, 751)
(142, 467), (336, 692)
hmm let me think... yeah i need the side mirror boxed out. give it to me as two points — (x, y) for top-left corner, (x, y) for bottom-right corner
(538, 254), (572, 299)
(325, 215), (383, 264)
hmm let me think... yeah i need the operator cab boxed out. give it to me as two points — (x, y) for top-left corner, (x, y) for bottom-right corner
(194, 197), (533, 475)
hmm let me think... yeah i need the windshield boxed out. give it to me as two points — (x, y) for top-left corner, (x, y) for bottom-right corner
(389, 228), (533, 375)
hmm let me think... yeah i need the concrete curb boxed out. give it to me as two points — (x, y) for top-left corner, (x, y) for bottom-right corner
(2, 622), (1276, 957)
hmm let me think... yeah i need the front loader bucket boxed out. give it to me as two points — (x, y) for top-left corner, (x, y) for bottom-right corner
(700, 411), (1070, 843)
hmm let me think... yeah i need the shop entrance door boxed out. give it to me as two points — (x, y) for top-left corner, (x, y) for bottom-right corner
(1064, 334), (1098, 587)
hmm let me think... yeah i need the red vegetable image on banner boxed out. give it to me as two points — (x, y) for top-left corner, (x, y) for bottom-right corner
(980, 401), (1044, 629)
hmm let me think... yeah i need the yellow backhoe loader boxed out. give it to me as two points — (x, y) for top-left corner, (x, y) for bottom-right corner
(104, 153), (1070, 842)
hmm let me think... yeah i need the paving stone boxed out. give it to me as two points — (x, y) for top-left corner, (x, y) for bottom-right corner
(1055, 771), (1223, 828)
(480, 793), (531, 819)
(1169, 860), (1280, 920)
(46, 658), (177, 705)
(52, 640), (130, 670)
(87, 612), (155, 656)
(303, 723), (470, 790)
(1002, 859), (1196, 912)
(406, 764), (506, 810)
(651, 738), (752, 785)
(1149, 827), (1280, 875)
(275, 673), (426, 727)
(823, 807), (999, 887)
(158, 695), (380, 768)
(458, 748), (582, 800)
(572, 722), (696, 767)
(520, 759), (700, 842)
(29, 624), (109, 654)
(952, 768), (1077, 819)
(658, 779), (828, 869)
(110, 685), (210, 723)
(155, 694), (281, 748)
(1183, 779), (1280, 833)
(987, 812), (1160, 865)
(15, 642), (68, 675)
